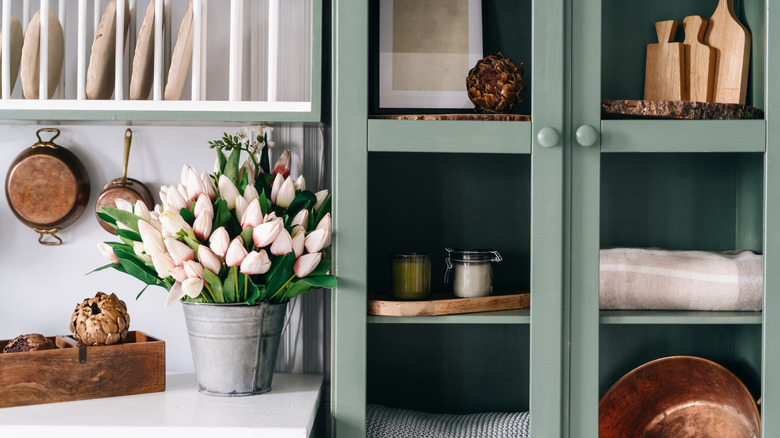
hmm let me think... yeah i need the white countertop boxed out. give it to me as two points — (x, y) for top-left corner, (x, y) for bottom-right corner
(0, 373), (323, 438)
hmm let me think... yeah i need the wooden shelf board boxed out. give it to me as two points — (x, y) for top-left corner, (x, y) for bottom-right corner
(601, 100), (763, 120)
(371, 114), (531, 121)
(367, 118), (531, 154)
(368, 308), (530, 325)
(599, 310), (762, 325)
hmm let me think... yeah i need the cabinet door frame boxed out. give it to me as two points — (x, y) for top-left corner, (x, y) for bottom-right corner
(530, 0), (568, 435)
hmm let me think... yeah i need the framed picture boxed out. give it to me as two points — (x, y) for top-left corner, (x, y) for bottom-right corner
(379, 0), (483, 109)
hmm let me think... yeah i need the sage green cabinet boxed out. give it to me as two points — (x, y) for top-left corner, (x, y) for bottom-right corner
(332, 0), (777, 437)
(569, 0), (776, 437)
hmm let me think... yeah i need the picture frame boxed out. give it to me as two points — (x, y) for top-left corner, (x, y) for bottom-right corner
(378, 0), (483, 109)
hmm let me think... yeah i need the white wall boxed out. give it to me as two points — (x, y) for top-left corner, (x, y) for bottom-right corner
(0, 124), (254, 373)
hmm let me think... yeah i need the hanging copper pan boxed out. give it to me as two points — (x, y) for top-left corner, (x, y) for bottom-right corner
(95, 128), (153, 234)
(5, 128), (90, 245)
(599, 356), (760, 438)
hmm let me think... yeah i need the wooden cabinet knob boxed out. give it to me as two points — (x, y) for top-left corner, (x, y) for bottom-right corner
(537, 127), (561, 148)
(576, 125), (599, 147)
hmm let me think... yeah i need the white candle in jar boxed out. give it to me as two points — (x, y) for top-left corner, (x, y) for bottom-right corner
(453, 261), (493, 298)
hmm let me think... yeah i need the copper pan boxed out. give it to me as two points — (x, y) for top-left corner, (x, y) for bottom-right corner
(599, 356), (760, 438)
(95, 129), (153, 233)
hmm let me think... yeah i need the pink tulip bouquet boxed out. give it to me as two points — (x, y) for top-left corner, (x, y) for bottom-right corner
(95, 130), (336, 306)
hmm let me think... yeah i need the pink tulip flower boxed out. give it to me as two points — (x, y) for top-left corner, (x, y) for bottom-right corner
(291, 225), (305, 258)
(304, 229), (327, 254)
(291, 209), (309, 230)
(314, 190), (329, 211)
(166, 282), (185, 307)
(241, 199), (264, 229)
(276, 177), (296, 208)
(270, 174), (284, 204)
(184, 260), (205, 280)
(234, 195), (249, 223)
(197, 245), (223, 276)
(218, 175), (240, 210)
(151, 253), (176, 278)
(181, 277), (204, 298)
(209, 226), (230, 257)
(97, 242), (119, 264)
(169, 266), (188, 283)
(194, 193), (213, 218)
(240, 250), (272, 275)
(202, 172), (217, 202)
(193, 210), (214, 241)
(225, 237), (248, 267)
(165, 237), (195, 266)
(315, 212), (332, 248)
(294, 252), (321, 278)
(138, 220), (165, 255)
(252, 221), (282, 248)
(134, 200), (152, 223)
(270, 227), (293, 256)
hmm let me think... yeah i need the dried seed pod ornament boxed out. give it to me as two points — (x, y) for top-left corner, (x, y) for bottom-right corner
(467, 53), (526, 114)
(2, 333), (55, 353)
(70, 292), (130, 346)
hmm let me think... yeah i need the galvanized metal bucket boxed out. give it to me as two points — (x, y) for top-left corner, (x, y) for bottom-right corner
(181, 301), (288, 396)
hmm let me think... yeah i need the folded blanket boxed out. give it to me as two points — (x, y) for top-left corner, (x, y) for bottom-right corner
(599, 248), (762, 311)
(366, 404), (530, 438)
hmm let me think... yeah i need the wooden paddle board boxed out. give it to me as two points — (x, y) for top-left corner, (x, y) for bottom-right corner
(703, 0), (750, 104)
(164, 0), (193, 101)
(645, 20), (685, 101)
(86, 0), (131, 100)
(368, 291), (530, 317)
(683, 16), (715, 102)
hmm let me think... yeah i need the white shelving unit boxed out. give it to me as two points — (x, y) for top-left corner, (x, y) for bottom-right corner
(0, 0), (322, 122)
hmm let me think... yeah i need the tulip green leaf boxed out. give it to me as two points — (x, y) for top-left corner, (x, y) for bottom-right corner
(224, 148), (242, 186)
(286, 190), (316, 223)
(260, 141), (270, 176)
(203, 268), (225, 303)
(214, 199), (241, 237)
(99, 207), (142, 233)
(216, 149), (227, 174)
(97, 211), (117, 227)
(180, 234), (200, 252)
(87, 262), (126, 275)
(239, 170), (249, 193)
(116, 229), (142, 242)
(266, 253), (296, 298)
(280, 275), (338, 301)
(136, 285), (150, 300)
(246, 281), (262, 304)
(310, 259), (331, 277)
(180, 207), (196, 226)
(114, 248), (161, 287)
(240, 227), (254, 250)
(223, 266), (239, 302)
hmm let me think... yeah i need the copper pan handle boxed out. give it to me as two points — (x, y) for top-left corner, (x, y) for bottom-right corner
(33, 228), (63, 245)
(121, 129), (132, 183)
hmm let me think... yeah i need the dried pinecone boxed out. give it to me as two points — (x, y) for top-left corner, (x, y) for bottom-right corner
(467, 53), (526, 113)
(2, 333), (55, 353)
(70, 292), (130, 346)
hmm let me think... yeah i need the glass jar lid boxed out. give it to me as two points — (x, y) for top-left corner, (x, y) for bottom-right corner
(445, 248), (502, 263)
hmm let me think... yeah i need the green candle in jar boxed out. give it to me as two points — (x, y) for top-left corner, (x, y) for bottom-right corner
(389, 253), (431, 300)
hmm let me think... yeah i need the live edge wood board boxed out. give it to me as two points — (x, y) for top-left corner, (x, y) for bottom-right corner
(0, 331), (165, 408)
(369, 291), (530, 317)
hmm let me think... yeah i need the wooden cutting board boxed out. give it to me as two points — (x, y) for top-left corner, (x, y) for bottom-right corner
(0, 16), (23, 95)
(645, 20), (685, 101)
(703, 0), (750, 104)
(683, 16), (715, 102)
(368, 291), (529, 317)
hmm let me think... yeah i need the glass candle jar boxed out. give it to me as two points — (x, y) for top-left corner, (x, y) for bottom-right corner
(389, 253), (431, 300)
(444, 248), (503, 298)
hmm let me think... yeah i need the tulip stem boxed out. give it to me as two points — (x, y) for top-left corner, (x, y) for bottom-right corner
(243, 273), (249, 302)
(234, 268), (240, 302)
(272, 274), (295, 301)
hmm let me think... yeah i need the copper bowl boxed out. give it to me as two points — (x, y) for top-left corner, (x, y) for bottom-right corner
(599, 356), (760, 438)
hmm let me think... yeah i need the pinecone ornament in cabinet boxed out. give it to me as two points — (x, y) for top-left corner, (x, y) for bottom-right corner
(467, 53), (526, 113)
(70, 292), (130, 346)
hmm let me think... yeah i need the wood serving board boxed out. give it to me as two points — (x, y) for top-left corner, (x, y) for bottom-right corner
(602, 99), (763, 120)
(645, 20), (685, 101)
(368, 291), (530, 317)
(683, 16), (715, 102)
(0, 331), (165, 408)
(704, 0), (751, 104)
